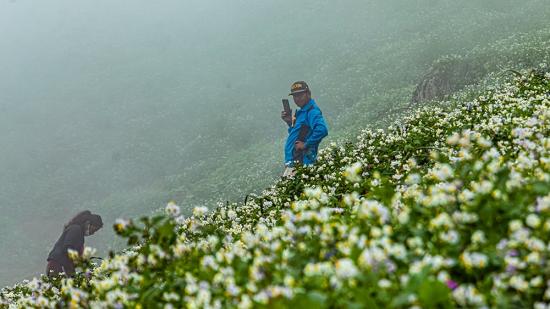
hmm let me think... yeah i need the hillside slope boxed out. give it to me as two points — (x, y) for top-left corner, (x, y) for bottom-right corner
(2, 69), (549, 308)
(175, 26), (550, 213)
(4, 2), (550, 287)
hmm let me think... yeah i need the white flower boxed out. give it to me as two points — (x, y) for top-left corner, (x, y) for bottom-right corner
(397, 208), (410, 224)
(201, 256), (218, 269)
(509, 220), (523, 232)
(452, 211), (478, 224)
(526, 214), (541, 228)
(447, 132), (460, 145)
(536, 195), (550, 212)
(283, 275), (295, 287)
(405, 173), (421, 185)
(534, 302), (549, 309)
(430, 213), (454, 230)
(526, 237), (545, 251)
(357, 200), (389, 224)
(27, 278), (40, 291)
(193, 206), (209, 217)
(114, 218), (130, 232)
(35, 296), (49, 307)
(165, 202), (180, 217)
(471, 180), (493, 194)
(509, 275), (529, 292)
(343, 192), (360, 206)
(163, 292), (180, 302)
(471, 230), (486, 245)
(335, 258), (359, 279)
(358, 247), (386, 269)
(526, 251), (542, 265)
(407, 236), (423, 248)
(304, 262), (334, 277)
(430, 164), (453, 181)
(476, 136), (492, 148)
(304, 186), (323, 199)
(389, 244), (407, 260)
(227, 209), (237, 220)
(531, 276), (543, 287)
(460, 252), (488, 269)
(452, 284), (485, 306)
(238, 295), (253, 309)
(82, 246), (97, 260)
(67, 248), (79, 261)
(440, 230), (460, 244)
(343, 162), (362, 183)
(512, 127), (531, 139)
(378, 279), (391, 288)
(437, 271), (450, 283)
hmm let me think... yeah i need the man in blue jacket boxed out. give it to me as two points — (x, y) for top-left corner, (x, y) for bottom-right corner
(281, 81), (328, 176)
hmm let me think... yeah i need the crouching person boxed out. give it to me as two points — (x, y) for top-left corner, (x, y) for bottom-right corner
(46, 210), (103, 277)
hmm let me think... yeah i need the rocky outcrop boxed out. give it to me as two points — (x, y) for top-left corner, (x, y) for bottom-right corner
(412, 56), (487, 104)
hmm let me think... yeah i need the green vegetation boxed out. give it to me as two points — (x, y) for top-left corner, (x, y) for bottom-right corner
(2, 68), (549, 308)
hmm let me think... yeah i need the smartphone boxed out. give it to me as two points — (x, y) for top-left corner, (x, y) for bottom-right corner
(282, 99), (291, 115)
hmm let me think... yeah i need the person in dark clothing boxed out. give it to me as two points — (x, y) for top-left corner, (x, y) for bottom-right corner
(46, 210), (103, 277)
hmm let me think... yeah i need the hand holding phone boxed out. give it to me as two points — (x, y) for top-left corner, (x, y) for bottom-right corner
(281, 99), (292, 126)
(282, 99), (291, 115)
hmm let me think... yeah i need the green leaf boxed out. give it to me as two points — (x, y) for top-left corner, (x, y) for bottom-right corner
(418, 279), (454, 309)
(390, 292), (414, 308)
(291, 291), (329, 309)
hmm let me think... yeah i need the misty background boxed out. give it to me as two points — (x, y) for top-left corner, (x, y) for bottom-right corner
(1, 0), (549, 286)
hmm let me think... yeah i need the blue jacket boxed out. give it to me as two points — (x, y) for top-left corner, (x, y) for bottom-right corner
(285, 99), (328, 166)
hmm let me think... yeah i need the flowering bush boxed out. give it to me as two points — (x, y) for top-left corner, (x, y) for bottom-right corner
(1, 70), (549, 308)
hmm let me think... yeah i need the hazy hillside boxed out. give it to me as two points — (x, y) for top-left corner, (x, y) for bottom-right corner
(1, 0), (550, 287)
(2, 68), (548, 308)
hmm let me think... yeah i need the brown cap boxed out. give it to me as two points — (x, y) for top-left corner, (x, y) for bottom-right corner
(289, 81), (310, 96)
